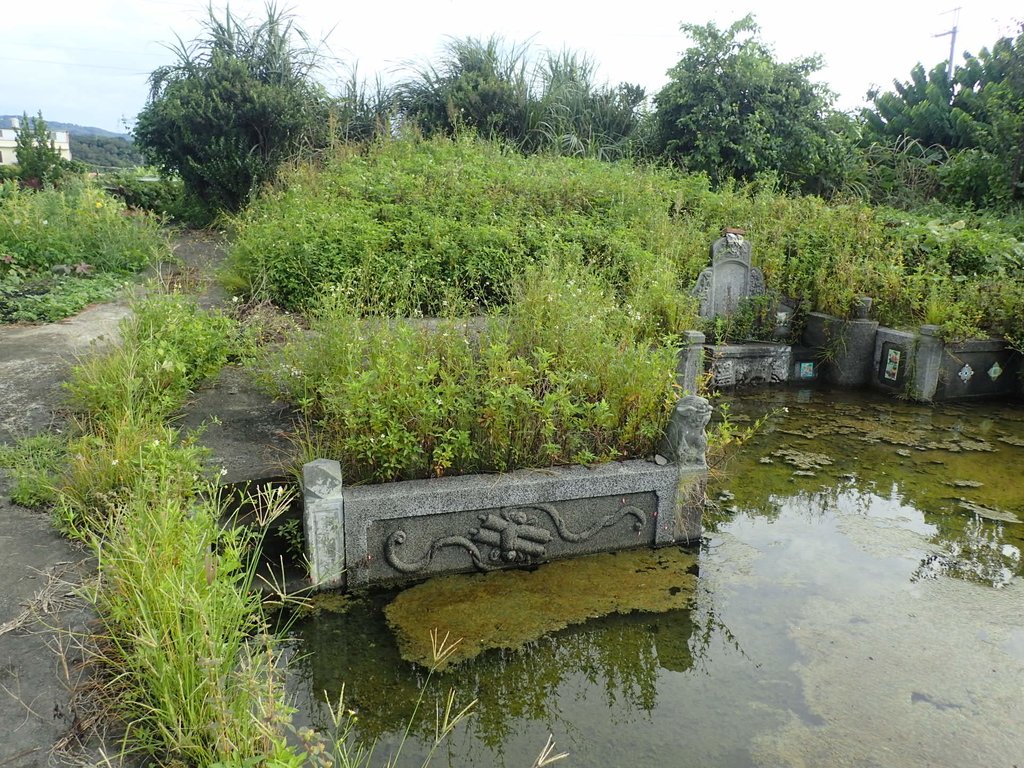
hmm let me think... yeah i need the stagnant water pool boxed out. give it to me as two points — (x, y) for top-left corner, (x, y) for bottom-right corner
(288, 388), (1024, 767)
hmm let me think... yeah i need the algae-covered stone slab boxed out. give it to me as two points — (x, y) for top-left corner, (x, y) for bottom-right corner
(947, 480), (983, 489)
(771, 447), (834, 471)
(384, 547), (698, 668)
(957, 499), (1021, 525)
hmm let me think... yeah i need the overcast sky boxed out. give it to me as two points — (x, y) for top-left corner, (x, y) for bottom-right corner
(3, 0), (1020, 134)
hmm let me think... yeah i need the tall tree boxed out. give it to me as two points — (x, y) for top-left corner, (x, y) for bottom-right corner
(134, 3), (328, 217)
(653, 16), (844, 193)
(14, 112), (66, 185)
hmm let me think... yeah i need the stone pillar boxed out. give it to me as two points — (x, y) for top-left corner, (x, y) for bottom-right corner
(913, 325), (945, 402)
(302, 459), (346, 590)
(676, 331), (706, 395)
(656, 394), (711, 545)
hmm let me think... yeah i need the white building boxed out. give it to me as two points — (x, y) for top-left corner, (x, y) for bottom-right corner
(0, 118), (72, 166)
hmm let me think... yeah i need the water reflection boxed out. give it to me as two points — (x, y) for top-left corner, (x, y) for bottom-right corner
(716, 389), (1024, 588)
(293, 594), (716, 752)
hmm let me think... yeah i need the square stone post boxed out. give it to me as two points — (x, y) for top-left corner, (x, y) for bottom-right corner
(302, 459), (346, 590)
(676, 331), (706, 395)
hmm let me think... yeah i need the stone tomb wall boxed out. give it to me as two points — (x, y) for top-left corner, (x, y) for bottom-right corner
(302, 339), (711, 591)
(303, 452), (707, 591)
(871, 325), (1022, 401)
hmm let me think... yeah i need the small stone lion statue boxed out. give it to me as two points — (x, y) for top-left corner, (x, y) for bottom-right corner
(659, 395), (712, 466)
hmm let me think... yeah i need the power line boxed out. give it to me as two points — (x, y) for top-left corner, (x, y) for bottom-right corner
(4, 41), (165, 59)
(0, 56), (149, 73)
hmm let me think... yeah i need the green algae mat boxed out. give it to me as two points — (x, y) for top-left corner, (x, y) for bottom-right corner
(384, 546), (698, 668)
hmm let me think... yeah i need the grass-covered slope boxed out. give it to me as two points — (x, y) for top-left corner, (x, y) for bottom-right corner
(230, 135), (1024, 342)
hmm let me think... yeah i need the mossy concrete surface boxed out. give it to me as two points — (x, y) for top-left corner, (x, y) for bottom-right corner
(384, 546), (698, 668)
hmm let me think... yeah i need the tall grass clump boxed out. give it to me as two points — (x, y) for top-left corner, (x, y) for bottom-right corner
(43, 288), (304, 763)
(84, 474), (294, 764)
(254, 260), (681, 484)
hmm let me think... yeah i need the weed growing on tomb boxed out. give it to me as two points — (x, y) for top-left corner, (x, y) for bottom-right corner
(255, 260), (680, 483)
(228, 136), (701, 328)
(228, 136), (1023, 342)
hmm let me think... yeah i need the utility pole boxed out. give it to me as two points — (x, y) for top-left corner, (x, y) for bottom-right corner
(934, 7), (961, 80)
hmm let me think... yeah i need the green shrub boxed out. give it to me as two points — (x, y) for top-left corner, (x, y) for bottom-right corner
(100, 168), (186, 217)
(65, 292), (236, 425)
(229, 136), (701, 317)
(255, 260), (680, 483)
(0, 180), (167, 277)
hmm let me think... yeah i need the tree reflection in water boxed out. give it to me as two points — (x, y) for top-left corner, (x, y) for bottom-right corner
(290, 578), (742, 753)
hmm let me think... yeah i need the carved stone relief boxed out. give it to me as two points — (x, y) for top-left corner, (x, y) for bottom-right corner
(384, 503), (646, 575)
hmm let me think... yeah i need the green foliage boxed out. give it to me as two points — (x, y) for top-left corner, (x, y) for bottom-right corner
(331, 68), (397, 144)
(397, 37), (647, 159)
(844, 137), (946, 207)
(653, 16), (846, 194)
(0, 433), (66, 508)
(70, 134), (143, 168)
(525, 50), (649, 160)
(65, 292), (236, 426)
(0, 180), (166, 276)
(99, 167), (187, 216)
(229, 136), (698, 327)
(0, 179), (166, 323)
(80, 466), (293, 763)
(0, 273), (127, 324)
(44, 284), (291, 763)
(231, 134), (1023, 342)
(861, 24), (1024, 205)
(253, 260), (680, 484)
(134, 4), (329, 220)
(399, 36), (530, 144)
(13, 112), (68, 185)
(703, 293), (780, 344)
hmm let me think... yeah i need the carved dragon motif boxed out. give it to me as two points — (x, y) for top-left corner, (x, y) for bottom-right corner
(383, 503), (648, 574)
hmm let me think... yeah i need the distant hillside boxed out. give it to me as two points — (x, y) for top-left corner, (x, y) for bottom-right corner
(0, 116), (142, 168)
(0, 115), (129, 139)
(71, 135), (144, 168)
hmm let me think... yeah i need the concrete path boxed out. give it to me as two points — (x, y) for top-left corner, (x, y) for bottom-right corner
(0, 231), (291, 764)
(0, 302), (128, 767)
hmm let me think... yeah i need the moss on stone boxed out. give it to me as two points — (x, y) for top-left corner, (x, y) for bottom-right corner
(384, 547), (698, 668)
